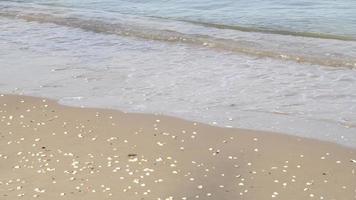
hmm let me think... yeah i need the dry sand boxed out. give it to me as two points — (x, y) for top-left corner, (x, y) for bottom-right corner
(0, 94), (355, 200)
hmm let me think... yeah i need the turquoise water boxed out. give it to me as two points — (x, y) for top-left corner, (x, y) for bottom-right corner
(4, 0), (356, 38)
(1, 0), (356, 67)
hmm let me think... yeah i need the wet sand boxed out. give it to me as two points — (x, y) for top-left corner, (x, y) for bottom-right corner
(0, 94), (355, 200)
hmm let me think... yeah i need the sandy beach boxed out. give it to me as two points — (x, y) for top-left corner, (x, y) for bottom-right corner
(0, 94), (355, 199)
(1, 0), (356, 199)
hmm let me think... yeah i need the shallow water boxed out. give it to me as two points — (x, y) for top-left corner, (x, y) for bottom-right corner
(0, 1), (356, 147)
(4, 0), (356, 38)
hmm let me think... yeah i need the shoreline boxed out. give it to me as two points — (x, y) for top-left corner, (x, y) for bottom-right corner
(3, 88), (356, 149)
(1, 94), (355, 199)
(4, 93), (356, 151)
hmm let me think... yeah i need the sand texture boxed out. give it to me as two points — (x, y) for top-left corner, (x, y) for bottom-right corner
(0, 94), (355, 200)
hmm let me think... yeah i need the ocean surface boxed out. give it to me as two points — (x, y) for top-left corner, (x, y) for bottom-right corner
(0, 0), (356, 147)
